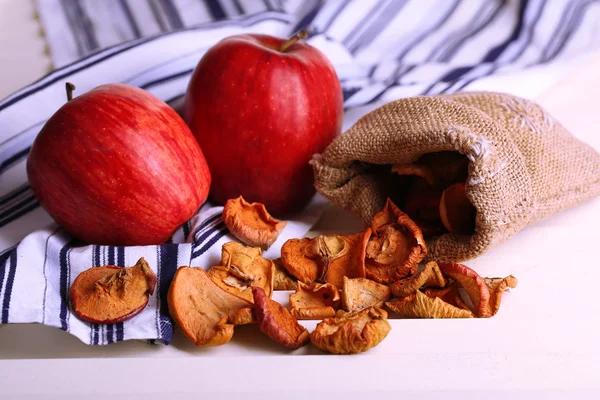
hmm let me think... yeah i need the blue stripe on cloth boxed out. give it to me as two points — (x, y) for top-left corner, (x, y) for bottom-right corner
(0, 185), (32, 210)
(0, 147), (29, 173)
(545, 0), (598, 62)
(160, 0), (184, 29)
(59, 240), (74, 331)
(115, 246), (125, 342)
(191, 226), (229, 259)
(348, 0), (408, 54)
(0, 199), (40, 229)
(157, 244), (178, 343)
(1, 248), (17, 323)
(206, 0), (228, 20)
(192, 213), (223, 242)
(138, 69), (193, 90)
(192, 221), (226, 251)
(119, 0), (142, 38)
(483, 0), (530, 62)
(452, 0), (548, 92)
(292, 0), (323, 32)
(42, 229), (60, 324)
(395, 0), (460, 61)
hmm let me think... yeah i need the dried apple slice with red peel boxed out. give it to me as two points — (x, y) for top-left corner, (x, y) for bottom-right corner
(69, 257), (157, 324)
(438, 262), (491, 317)
(252, 286), (309, 349)
(223, 195), (287, 250)
(310, 307), (391, 354)
(168, 267), (253, 347)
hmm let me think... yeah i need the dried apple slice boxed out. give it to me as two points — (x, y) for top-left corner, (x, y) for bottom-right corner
(289, 282), (340, 320)
(390, 261), (446, 298)
(206, 265), (255, 302)
(252, 286), (309, 349)
(366, 199), (427, 283)
(291, 306), (337, 320)
(484, 275), (518, 316)
(272, 258), (297, 291)
(218, 242), (274, 298)
(223, 195), (287, 250)
(322, 230), (371, 288)
(168, 267), (254, 347)
(280, 238), (320, 284)
(438, 262), (490, 317)
(342, 277), (391, 312)
(310, 307), (391, 354)
(281, 230), (371, 288)
(439, 183), (476, 234)
(422, 283), (470, 310)
(385, 290), (474, 319)
(69, 257), (157, 324)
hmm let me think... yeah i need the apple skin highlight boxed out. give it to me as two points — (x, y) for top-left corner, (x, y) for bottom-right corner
(184, 32), (344, 215)
(27, 83), (211, 246)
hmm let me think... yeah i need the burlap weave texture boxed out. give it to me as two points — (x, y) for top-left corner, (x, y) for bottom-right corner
(311, 92), (600, 261)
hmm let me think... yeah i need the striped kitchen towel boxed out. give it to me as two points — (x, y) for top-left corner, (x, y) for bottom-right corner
(1, 0), (600, 344)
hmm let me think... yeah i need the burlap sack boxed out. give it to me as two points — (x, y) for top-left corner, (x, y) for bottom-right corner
(311, 92), (600, 262)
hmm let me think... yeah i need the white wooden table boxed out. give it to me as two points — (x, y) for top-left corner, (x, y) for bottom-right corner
(2, 2), (600, 399)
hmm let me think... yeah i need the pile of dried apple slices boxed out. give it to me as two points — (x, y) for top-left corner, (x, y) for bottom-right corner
(69, 195), (517, 354)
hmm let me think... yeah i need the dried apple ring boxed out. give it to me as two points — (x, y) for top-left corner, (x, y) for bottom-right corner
(439, 183), (476, 234)
(69, 257), (157, 324)
(365, 199), (427, 283)
(223, 195), (287, 250)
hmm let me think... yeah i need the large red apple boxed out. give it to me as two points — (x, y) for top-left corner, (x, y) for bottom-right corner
(27, 83), (211, 246)
(184, 30), (343, 215)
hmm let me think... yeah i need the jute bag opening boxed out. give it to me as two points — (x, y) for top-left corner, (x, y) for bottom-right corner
(311, 92), (600, 262)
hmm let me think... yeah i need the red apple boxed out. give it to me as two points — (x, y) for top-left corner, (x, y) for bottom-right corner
(27, 83), (211, 245)
(184, 30), (343, 215)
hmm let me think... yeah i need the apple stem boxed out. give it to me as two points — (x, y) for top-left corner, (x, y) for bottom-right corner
(66, 82), (76, 102)
(279, 29), (308, 52)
